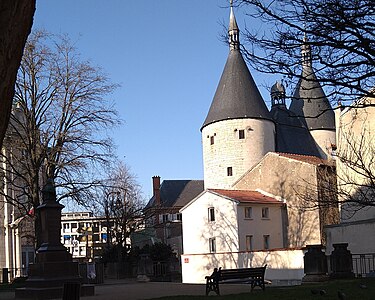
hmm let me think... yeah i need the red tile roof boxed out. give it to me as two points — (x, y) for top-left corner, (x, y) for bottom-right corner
(209, 189), (283, 205)
(276, 152), (329, 165)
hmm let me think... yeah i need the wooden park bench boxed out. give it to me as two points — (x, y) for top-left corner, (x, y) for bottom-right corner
(205, 265), (267, 296)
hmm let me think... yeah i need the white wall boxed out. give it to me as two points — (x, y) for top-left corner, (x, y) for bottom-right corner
(181, 249), (304, 285)
(182, 191), (239, 255)
(325, 219), (375, 254)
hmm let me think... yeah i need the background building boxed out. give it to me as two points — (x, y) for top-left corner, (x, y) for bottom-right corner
(61, 212), (109, 261)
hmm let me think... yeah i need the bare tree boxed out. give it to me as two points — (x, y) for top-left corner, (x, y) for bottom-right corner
(96, 161), (144, 258)
(1, 30), (120, 246)
(0, 1), (35, 147)
(294, 97), (374, 218)
(234, 0), (374, 104)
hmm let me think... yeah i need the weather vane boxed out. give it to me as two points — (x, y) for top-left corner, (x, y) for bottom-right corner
(230, 0), (233, 7)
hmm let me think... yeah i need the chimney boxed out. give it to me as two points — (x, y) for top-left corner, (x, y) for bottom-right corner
(152, 176), (161, 206)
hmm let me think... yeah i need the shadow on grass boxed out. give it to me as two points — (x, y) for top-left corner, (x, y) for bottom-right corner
(150, 278), (375, 300)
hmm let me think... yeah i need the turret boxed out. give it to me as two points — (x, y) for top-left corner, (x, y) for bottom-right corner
(271, 81), (286, 108)
(201, 3), (275, 189)
(270, 81), (322, 157)
(290, 35), (336, 159)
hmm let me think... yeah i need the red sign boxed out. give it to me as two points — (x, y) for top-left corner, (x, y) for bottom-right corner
(184, 258), (189, 263)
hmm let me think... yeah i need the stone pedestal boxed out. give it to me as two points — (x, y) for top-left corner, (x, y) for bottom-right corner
(330, 243), (355, 279)
(302, 244), (329, 282)
(15, 179), (95, 299)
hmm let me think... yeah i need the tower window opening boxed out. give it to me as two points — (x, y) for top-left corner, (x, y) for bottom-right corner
(227, 167), (233, 176)
(210, 136), (214, 145)
(239, 129), (245, 139)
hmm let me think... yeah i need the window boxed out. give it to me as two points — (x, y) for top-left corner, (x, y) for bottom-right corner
(239, 129), (245, 139)
(261, 207), (269, 219)
(210, 136), (214, 145)
(209, 238), (216, 253)
(263, 235), (270, 250)
(162, 214), (169, 223)
(246, 235), (253, 251)
(208, 207), (215, 222)
(244, 207), (252, 219)
(176, 213), (182, 221)
(227, 167), (233, 176)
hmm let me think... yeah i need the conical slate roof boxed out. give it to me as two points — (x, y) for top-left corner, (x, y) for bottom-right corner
(201, 5), (272, 130)
(290, 42), (335, 130)
(201, 49), (272, 130)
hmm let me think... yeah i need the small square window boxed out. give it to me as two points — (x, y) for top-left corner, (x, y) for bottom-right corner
(246, 235), (253, 251)
(208, 207), (215, 222)
(209, 238), (216, 253)
(262, 207), (269, 219)
(227, 167), (233, 176)
(263, 235), (270, 250)
(239, 129), (245, 139)
(210, 136), (214, 145)
(244, 207), (252, 219)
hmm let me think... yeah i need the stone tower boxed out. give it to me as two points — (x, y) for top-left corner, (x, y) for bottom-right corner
(201, 4), (275, 189)
(290, 35), (336, 159)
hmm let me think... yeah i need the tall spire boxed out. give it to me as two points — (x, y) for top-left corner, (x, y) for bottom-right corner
(301, 33), (312, 72)
(290, 33), (335, 131)
(201, 1), (272, 130)
(229, 0), (239, 50)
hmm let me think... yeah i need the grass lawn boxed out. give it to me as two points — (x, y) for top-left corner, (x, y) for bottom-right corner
(150, 278), (375, 300)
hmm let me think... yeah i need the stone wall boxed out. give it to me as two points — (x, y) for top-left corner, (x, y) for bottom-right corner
(234, 153), (323, 248)
(202, 119), (275, 189)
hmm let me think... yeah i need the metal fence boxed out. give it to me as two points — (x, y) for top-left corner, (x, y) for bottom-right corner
(352, 253), (375, 277)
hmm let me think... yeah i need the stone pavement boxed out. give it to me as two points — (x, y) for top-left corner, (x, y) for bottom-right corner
(80, 279), (253, 300)
(0, 279), (254, 300)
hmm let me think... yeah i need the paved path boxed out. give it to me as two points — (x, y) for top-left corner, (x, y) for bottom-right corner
(81, 281), (252, 300)
(0, 280), (253, 300)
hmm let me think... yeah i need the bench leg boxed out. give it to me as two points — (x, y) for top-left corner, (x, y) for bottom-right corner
(214, 283), (220, 296)
(206, 280), (220, 296)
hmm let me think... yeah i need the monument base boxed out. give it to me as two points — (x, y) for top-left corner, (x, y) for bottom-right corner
(15, 259), (95, 299)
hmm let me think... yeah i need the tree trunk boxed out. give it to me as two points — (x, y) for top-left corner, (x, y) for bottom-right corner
(0, 0), (35, 147)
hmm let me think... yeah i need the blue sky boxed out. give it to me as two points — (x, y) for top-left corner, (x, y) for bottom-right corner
(34, 0), (277, 200)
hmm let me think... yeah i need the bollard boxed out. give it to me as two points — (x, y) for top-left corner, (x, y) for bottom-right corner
(2, 268), (9, 284)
